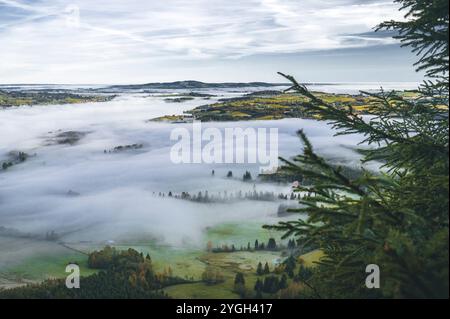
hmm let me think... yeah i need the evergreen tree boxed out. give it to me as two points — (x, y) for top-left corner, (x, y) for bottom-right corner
(1, 247), (173, 299)
(265, 0), (449, 299)
(267, 238), (277, 250)
(254, 278), (263, 292)
(262, 276), (280, 294)
(263, 262), (270, 274)
(256, 262), (264, 276)
(284, 256), (296, 278)
(287, 239), (296, 250)
(298, 265), (313, 282)
(279, 274), (288, 290)
(243, 171), (253, 181)
(234, 272), (246, 286)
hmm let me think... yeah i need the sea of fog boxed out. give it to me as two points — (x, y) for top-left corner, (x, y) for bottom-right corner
(0, 81), (420, 95)
(0, 83), (417, 266)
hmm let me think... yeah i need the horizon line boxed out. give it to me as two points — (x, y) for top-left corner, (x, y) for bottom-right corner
(0, 80), (422, 86)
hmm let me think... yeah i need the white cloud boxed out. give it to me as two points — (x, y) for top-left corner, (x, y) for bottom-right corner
(0, 0), (404, 83)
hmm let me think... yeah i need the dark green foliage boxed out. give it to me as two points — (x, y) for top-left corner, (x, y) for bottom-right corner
(243, 171), (253, 181)
(279, 274), (288, 290)
(2, 162), (13, 170)
(265, 0), (449, 298)
(267, 238), (277, 250)
(105, 143), (144, 154)
(284, 256), (296, 278)
(287, 239), (296, 250)
(263, 262), (270, 275)
(253, 275), (291, 297)
(254, 278), (263, 292)
(262, 276), (280, 294)
(234, 273), (245, 286)
(256, 262), (264, 276)
(0, 90), (115, 107)
(1, 151), (29, 171)
(88, 245), (117, 269)
(297, 265), (313, 282)
(0, 247), (173, 299)
(234, 272), (246, 297)
(17, 152), (28, 162)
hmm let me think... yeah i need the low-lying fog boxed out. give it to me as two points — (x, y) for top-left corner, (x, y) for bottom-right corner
(0, 88), (376, 254)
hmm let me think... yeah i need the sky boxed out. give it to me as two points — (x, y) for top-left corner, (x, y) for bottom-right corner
(0, 0), (424, 84)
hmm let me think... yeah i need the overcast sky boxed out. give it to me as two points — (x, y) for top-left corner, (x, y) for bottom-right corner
(0, 0), (424, 84)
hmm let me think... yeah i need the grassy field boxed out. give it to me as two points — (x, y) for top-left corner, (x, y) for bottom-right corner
(164, 249), (324, 299)
(0, 91), (114, 107)
(151, 92), (369, 122)
(110, 245), (206, 280)
(165, 281), (240, 299)
(0, 221), (282, 282)
(151, 90), (422, 123)
(3, 252), (97, 282)
(206, 222), (285, 249)
(0, 220), (320, 298)
(164, 250), (283, 299)
(299, 250), (324, 267)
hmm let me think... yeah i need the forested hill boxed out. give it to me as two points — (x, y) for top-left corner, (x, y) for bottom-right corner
(106, 80), (288, 90)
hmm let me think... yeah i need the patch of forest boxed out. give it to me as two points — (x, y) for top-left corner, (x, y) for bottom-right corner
(0, 90), (116, 107)
(151, 90), (421, 122)
(0, 247), (187, 299)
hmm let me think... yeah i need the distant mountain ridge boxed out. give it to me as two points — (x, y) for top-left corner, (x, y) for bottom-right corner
(106, 80), (288, 90)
